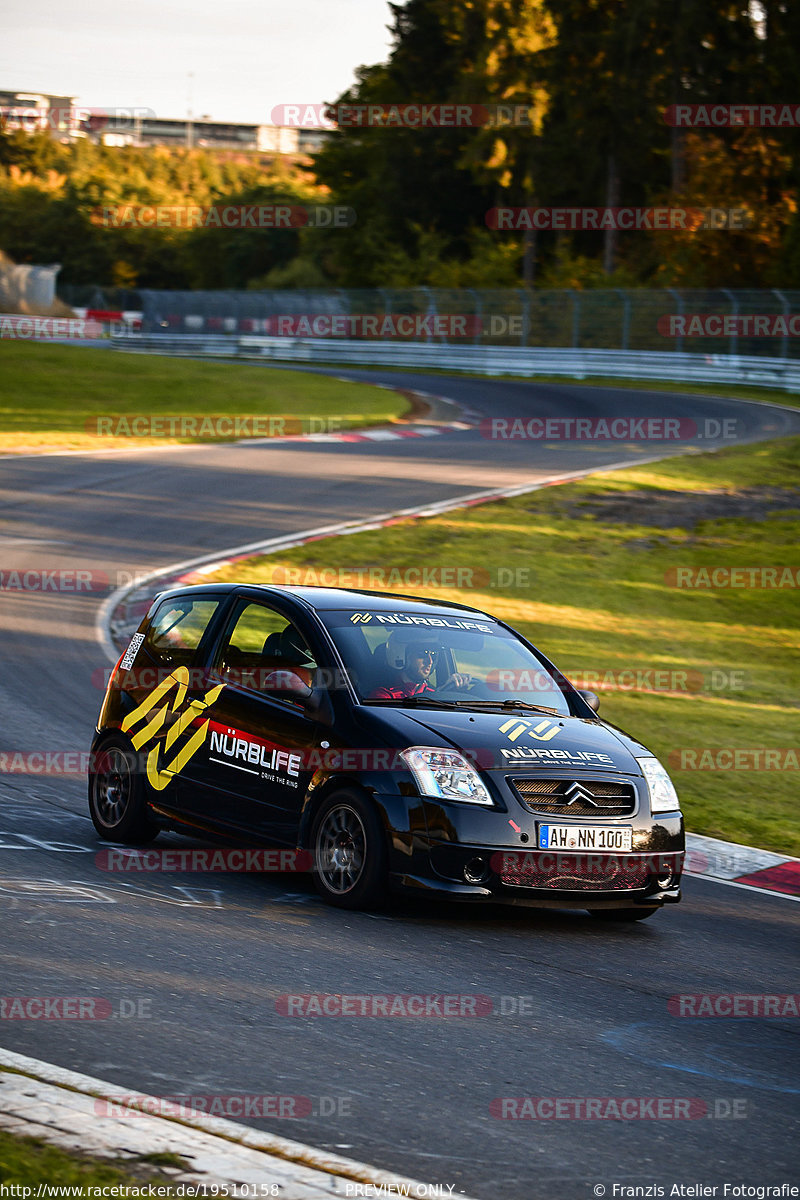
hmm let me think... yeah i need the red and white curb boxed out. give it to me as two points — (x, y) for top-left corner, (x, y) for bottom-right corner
(237, 387), (478, 444)
(2, 384), (472, 459)
(1, 419), (463, 461)
(0, 1048), (470, 1198)
(240, 424), (452, 446)
(685, 833), (800, 900)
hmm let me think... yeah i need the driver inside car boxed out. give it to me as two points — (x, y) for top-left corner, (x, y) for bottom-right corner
(369, 635), (473, 700)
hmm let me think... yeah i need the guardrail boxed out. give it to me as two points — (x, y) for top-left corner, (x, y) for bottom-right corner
(109, 333), (800, 392)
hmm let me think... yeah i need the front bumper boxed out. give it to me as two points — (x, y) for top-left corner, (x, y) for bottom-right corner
(389, 870), (681, 909)
(389, 842), (683, 907)
(386, 786), (684, 909)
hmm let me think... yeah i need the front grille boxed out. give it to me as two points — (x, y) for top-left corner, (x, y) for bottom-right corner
(510, 776), (636, 817)
(500, 856), (650, 892)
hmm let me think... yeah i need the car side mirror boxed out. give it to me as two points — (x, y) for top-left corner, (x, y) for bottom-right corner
(577, 688), (600, 713)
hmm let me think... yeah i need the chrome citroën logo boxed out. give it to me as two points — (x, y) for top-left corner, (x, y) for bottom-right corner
(563, 781), (596, 807)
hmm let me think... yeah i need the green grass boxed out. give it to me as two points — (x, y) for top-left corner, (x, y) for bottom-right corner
(0, 1123), (186, 1193)
(0, 343), (405, 451)
(208, 435), (800, 856)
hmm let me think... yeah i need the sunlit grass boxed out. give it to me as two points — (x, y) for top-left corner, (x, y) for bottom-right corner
(0, 343), (405, 451)
(209, 435), (800, 855)
(0, 1121), (186, 1192)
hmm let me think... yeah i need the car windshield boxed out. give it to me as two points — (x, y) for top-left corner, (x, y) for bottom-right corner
(317, 608), (571, 715)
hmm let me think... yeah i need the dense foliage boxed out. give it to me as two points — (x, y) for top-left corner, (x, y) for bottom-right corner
(1, 0), (798, 289)
(0, 134), (327, 289)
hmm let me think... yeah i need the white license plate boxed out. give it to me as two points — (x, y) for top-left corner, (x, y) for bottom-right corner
(538, 824), (632, 851)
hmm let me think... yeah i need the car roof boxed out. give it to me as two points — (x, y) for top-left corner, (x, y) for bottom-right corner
(156, 581), (493, 618)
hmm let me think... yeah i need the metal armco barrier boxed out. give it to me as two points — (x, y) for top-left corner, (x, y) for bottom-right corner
(109, 333), (800, 393)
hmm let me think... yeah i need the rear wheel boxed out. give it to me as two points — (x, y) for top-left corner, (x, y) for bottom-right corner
(588, 906), (660, 922)
(311, 790), (387, 909)
(88, 735), (159, 844)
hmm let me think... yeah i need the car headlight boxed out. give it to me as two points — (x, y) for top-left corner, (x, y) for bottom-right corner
(400, 747), (493, 806)
(637, 756), (681, 814)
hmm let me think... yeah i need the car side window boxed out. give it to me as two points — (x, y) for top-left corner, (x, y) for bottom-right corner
(213, 601), (317, 696)
(144, 598), (221, 668)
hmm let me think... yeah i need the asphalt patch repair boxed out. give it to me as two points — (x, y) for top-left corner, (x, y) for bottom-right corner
(551, 486), (800, 529)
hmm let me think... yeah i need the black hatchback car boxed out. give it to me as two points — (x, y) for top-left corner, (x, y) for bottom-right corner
(89, 584), (684, 919)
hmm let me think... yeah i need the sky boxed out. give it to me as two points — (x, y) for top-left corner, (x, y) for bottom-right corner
(1, 0), (396, 124)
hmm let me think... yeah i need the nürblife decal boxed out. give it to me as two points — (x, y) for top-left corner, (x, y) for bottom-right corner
(120, 671), (303, 791)
(207, 721), (302, 787)
(121, 667), (223, 791)
(501, 746), (617, 766)
(497, 717), (618, 767)
(349, 611), (493, 632)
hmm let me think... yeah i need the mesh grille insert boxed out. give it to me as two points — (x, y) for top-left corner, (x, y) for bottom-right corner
(510, 777), (636, 817)
(500, 858), (650, 892)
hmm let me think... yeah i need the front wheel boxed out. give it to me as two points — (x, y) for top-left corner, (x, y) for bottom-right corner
(311, 790), (387, 909)
(588, 906), (660, 922)
(88, 735), (159, 844)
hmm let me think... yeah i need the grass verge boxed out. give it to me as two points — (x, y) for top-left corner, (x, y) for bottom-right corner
(0, 344), (405, 452)
(208, 435), (800, 856)
(0, 1125), (187, 1192)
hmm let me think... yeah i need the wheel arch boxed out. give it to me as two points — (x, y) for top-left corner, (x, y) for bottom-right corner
(87, 729), (159, 844)
(298, 774), (390, 849)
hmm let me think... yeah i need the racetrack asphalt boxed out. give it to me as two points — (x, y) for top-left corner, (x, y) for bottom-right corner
(0, 371), (798, 1198)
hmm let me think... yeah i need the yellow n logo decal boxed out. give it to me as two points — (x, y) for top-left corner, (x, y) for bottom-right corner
(121, 667), (224, 791)
(499, 716), (560, 744)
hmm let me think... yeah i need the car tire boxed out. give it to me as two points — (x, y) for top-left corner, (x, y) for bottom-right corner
(588, 906), (660, 922)
(88, 735), (159, 844)
(311, 789), (387, 910)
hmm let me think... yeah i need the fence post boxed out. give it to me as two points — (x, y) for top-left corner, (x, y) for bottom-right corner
(570, 290), (581, 349)
(469, 289), (483, 345)
(666, 288), (684, 353)
(616, 289), (631, 350)
(419, 286), (434, 343)
(520, 289), (530, 347)
(722, 288), (738, 356)
(772, 288), (790, 360)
